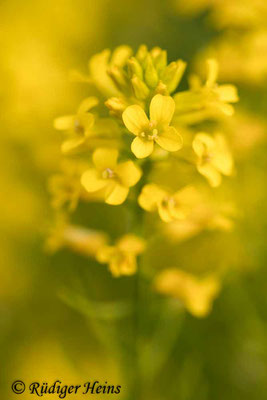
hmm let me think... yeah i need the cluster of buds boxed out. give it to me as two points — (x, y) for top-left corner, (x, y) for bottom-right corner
(48, 45), (238, 317)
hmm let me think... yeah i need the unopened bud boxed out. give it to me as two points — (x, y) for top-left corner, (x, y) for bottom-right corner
(105, 97), (128, 116)
(153, 50), (167, 74)
(155, 81), (168, 95)
(107, 66), (129, 92)
(127, 57), (143, 80)
(161, 60), (187, 93)
(131, 75), (150, 100)
(136, 45), (148, 66)
(144, 54), (158, 88)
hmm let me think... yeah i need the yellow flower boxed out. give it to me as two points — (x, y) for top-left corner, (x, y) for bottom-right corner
(96, 234), (146, 277)
(203, 59), (238, 115)
(193, 132), (233, 187)
(89, 46), (133, 98)
(46, 215), (107, 257)
(81, 148), (142, 205)
(48, 161), (84, 211)
(122, 94), (183, 158)
(174, 59), (238, 124)
(138, 184), (200, 222)
(155, 268), (220, 317)
(54, 97), (98, 153)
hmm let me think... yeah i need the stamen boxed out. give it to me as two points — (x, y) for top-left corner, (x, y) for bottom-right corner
(102, 168), (115, 179)
(74, 119), (84, 134)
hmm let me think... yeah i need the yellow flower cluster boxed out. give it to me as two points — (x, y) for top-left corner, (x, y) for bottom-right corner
(49, 45), (238, 317)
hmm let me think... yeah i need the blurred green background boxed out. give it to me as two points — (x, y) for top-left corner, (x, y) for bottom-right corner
(1, 0), (267, 399)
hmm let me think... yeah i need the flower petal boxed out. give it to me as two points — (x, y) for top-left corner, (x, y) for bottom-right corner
(78, 97), (99, 113)
(92, 148), (119, 170)
(54, 115), (74, 130)
(155, 127), (183, 152)
(96, 246), (115, 263)
(61, 138), (85, 154)
(81, 168), (107, 192)
(212, 134), (233, 176)
(138, 184), (166, 211)
(197, 164), (221, 187)
(185, 277), (220, 318)
(105, 182), (129, 205)
(118, 234), (146, 254)
(150, 94), (175, 126)
(158, 202), (173, 223)
(192, 133), (214, 158)
(77, 113), (95, 131)
(122, 105), (149, 135)
(215, 85), (238, 103)
(206, 59), (218, 88)
(116, 161), (142, 187)
(131, 137), (154, 158)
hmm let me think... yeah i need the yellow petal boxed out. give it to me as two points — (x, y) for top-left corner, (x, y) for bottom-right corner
(131, 137), (154, 158)
(81, 169), (107, 192)
(212, 134), (233, 176)
(197, 164), (221, 187)
(105, 182), (129, 205)
(213, 102), (235, 116)
(185, 277), (220, 318)
(96, 246), (114, 263)
(215, 85), (238, 103)
(173, 186), (200, 208)
(89, 49), (120, 97)
(155, 127), (183, 152)
(92, 148), (119, 170)
(77, 113), (95, 131)
(150, 94), (175, 126)
(206, 59), (218, 88)
(118, 234), (146, 254)
(138, 184), (166, 211)
(192, 133), (214, 158)
(110, 254), (137, 276)
(61, 138), (85, 154)
(111, 45), (133, 67)
(78, 97), (99, 113)
(122, 105), (149, 135)
(109, 258), (122, 277)
(115, 161), (142, 187)
(54, 115), (74, 130)
(158, 202), (173, 222)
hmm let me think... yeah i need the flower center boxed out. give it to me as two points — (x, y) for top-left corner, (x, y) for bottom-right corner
(139, 121), (159, 141)
(161, 196), (176, 208)
(74, 119), (84, 134)
(202, 152), (213, 163)
(102, 168), (116, 179)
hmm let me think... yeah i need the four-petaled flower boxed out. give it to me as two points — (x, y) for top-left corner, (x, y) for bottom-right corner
(138, 184), (200, 222)
(54, 97), (99, 153)
(81, 148), (142, 205)
(193, 132), (233, 187)
(155, 268), (220, 318)
(122, 94), (183, 158)
(96, 234), (146, 277)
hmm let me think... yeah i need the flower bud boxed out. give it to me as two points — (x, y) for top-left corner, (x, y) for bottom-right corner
(153, 49), (167, 74)
(161, 60), (187, 93)
(105, 97), (128, 117)
(131, 75), (150, 100)
(144, 54), (158, 88)
(136, 44), (148, 66)
(107, 66), (129, 92)
(127, 57), (143, 80)
(155, 80), (168, 95)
